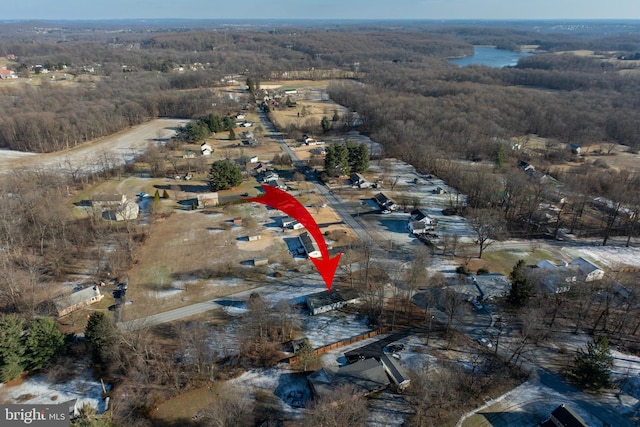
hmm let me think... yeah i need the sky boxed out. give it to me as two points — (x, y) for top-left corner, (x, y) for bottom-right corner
(4, 0), (640, 21)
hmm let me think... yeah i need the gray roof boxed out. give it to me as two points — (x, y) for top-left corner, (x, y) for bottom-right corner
(54, 286), (102, 312)
(473, 274), (511, 300)
(306, 288), (360, 309)
(308, 358), (389, 398)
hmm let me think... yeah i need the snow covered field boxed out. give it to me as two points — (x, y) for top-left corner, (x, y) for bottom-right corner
(0, 372), (108, 414)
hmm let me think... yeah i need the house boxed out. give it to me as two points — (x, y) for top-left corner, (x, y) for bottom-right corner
(268, 179), (287, 190)
(373, 192), (397, 211)
(91, 193), (127, 209)
(54, 286), (104, 317)
(407, 221), (428, 235)
(112, 200), (139, 221)
(0, 69), (17, 79)
(200, 142), (212, 156)
(262, 171), (279, 183)
(249, 156), (259, 163)
(409, 209), (437, 229)
(233, 217), (243, 225)
(350, 173), (366, 186)
(281, 216), (298, 228)
(308, 358), (389, 399)
(197, 192), (219, 208)
(569, 257), (604, 282)
(569, 143), (582, 154)
(531, 260), (578, 294)
(379, 354), (410, 390)
(472, 273), (511, 301)
(541, 404), (589, 427)
(298, 231), (321, 258)
(305, 288), (361, 315)
(281, 215), (304, 229)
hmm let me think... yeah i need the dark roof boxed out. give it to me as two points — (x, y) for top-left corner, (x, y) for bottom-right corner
(379, 354), (410, 387)
(350, 173), (365, 182)
(544, 404), (589, 427)
(306, 288), (360, 308)
(410, 209), (430, 221)
(308, 358), (389, 397)
(299, 231), (319, 255)
(373, 192), (390, 203)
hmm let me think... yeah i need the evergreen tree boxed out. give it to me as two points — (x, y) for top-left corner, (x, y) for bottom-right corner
(0, 314), (26, 382)
(208, 160), (242, 191)
(324, 144), (350, 176)
(85, 312), (116, 363)
(24, 318), (65, 370)
(572, 335), (613, 390)
(293, 340), (318, 372)
(162, 189), (169, 199)
(346, 140), (369, 173)
(508, 259), (533, 307)
(321, 116), (332, 133)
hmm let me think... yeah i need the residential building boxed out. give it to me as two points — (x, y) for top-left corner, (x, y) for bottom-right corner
(379, 354), (411, 390)
(569, 257), (605, 282)
(541, 404), (589, 427)
(298, 231), (321, 258)
(308, 358), (389, 398)
(305, 288), (361, 315)
(373, 192), (397, 211)
(54, 286), (104, 317)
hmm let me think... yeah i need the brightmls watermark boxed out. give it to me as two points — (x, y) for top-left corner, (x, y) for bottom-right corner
(1, 404), (69, 426)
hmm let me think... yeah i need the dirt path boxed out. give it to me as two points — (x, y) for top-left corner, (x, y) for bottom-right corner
(0, 118), (189, 175)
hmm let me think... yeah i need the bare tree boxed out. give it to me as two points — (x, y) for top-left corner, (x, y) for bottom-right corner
(305, 384), (368, 427)
(467, 208), (506, 259)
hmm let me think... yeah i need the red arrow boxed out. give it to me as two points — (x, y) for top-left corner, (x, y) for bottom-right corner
(247, 184), (341, 291)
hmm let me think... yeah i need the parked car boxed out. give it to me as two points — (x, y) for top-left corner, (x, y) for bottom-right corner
(384, 343), (405, 353)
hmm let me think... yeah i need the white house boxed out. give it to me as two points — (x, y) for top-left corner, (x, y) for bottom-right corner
(408, 209), (436, 230)
(262, 171), (280, 183)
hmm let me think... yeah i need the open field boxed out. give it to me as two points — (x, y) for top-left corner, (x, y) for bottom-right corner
(0, 118), (189, 174)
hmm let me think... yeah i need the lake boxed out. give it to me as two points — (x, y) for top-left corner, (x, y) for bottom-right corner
(449, 46), (532, 68)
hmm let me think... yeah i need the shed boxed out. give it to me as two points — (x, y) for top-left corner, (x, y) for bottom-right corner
(248, 235), (262, 241)
(233, 217), (243, 225)
(305, 288), (360, 315)
(54, 286), (104, 317)
(253, 257), (268, 266)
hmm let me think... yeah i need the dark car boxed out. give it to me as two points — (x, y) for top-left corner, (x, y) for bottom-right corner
(385, 344), (405, 353)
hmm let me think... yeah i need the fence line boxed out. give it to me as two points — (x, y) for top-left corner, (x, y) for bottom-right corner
(288, 327), (388, 364)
